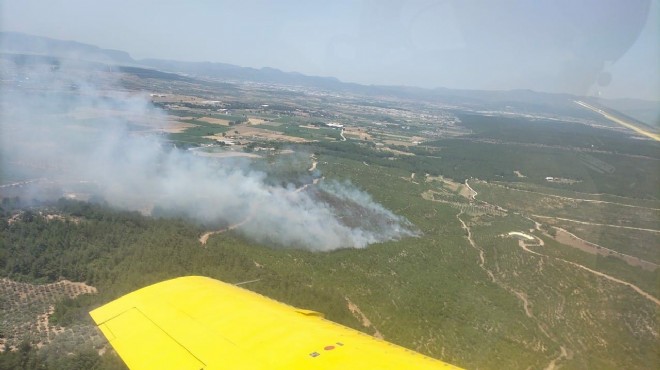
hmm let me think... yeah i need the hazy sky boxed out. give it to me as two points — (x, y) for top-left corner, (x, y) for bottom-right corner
(1, 0), (658, 100)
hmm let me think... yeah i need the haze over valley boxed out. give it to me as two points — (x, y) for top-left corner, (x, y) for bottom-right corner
(0, 2), (658, 369)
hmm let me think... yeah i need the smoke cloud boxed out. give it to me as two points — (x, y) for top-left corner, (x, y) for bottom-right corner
(0, 58), (418, 250)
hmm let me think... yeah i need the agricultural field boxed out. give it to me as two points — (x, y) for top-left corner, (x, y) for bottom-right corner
(0, 279), (99, 351)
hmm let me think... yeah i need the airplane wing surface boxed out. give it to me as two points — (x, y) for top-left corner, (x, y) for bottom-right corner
(90, 276), (463, 369)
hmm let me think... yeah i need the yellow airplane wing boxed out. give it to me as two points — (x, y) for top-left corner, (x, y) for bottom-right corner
(90, 276), (463, 370)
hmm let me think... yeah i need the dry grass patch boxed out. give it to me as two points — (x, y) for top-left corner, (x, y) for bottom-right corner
(230, 126), (312, 143)
(247, 117), (266, 125)
(198, 117), (231, 126)
(343, 127), (373, 140)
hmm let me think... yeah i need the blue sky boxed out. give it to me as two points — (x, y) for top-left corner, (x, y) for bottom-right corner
(1, 0), (658, 100)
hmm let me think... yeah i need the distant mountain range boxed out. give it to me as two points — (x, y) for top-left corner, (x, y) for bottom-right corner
(0, 31), (134, 65)
(1, 31), (657, 126)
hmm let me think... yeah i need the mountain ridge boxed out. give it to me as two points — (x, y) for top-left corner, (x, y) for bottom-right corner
(2, 31), (657, 124)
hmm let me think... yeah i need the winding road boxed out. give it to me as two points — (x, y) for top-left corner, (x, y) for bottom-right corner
(518, 224), (660, 306)
(456, 178), (658, 369)
(464, 179), (478, 200)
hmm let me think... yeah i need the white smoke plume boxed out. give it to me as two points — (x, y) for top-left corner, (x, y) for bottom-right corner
(0, 57), (418, 250)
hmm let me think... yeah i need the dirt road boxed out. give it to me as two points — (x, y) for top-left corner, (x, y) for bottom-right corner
(458, 212), (567, 356)
(517, 239), (660, 306)
(532, 215), (660, 233)
(488, 182), (660, 210)
(457, 212), (491, 280)
(544, 346), (568, 370)
(549, 226), (658, 271)
(199, 217), (251, 245)
(345, 297), (383, 339)
(464, 180), (478, 200)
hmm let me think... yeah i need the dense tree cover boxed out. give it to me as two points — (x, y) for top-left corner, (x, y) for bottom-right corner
(1, 143), (656, 369)
(305, 126), (660, 199)
(0, 198), (363, 369)
(1, 199), (358, 322)
(455, 113), (660, 159)
(49, 295), (98, 328)
(0, 340), (125, 370)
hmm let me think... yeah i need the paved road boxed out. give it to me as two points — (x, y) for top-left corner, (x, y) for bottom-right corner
(575, 100), (660, 142)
